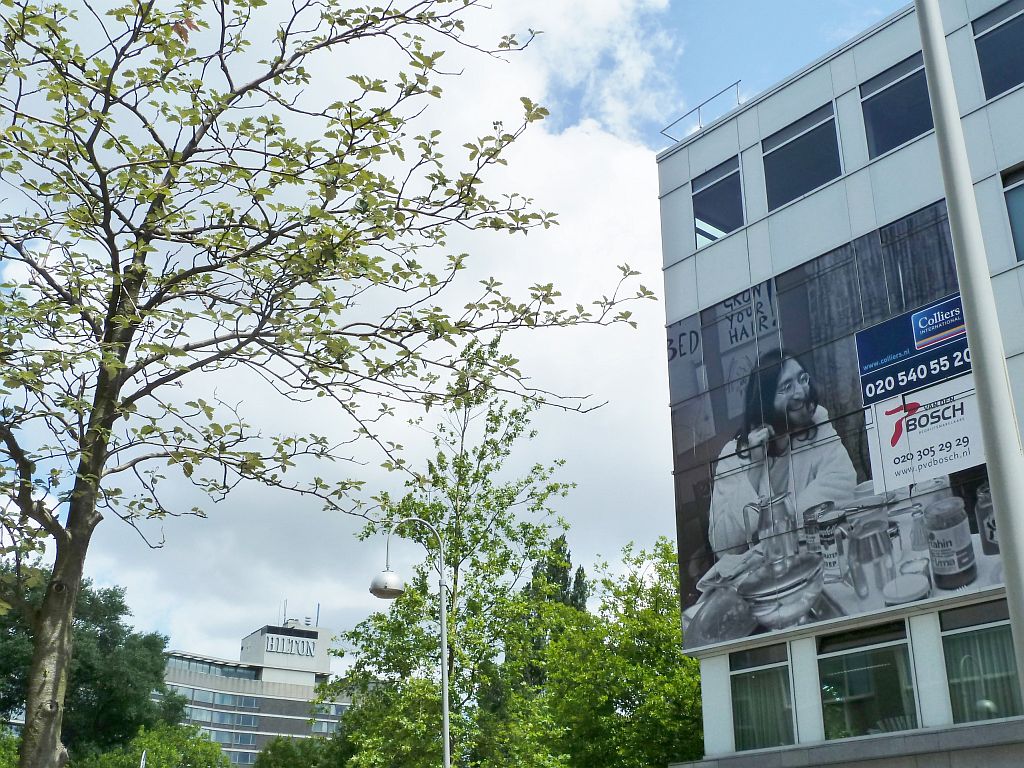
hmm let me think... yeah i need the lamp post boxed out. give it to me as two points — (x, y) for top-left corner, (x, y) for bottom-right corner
(369, 517), (450, 768)
(914, 0), (1024, 697)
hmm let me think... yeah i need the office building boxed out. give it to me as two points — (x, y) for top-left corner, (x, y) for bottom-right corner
(163, 620), (348, 764)
(659, 1), (1024, 765)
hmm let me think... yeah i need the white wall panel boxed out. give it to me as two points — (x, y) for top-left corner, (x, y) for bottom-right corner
(994, 268), (1024, 357)
(966, 0), (1011, 21)
(835, 91), (868, 175)
(829, 51), (858, 97)
(659, 185), (694, 268)
(756, 65), (834, 139)
(688, 121), (740, 180)
(974, 175), (1017, 272)
(737, 107), (760, 151)
(658, 146), (689, 198)
(741, 145), (767, 223)
(768, 182), (851, 273)
(869, 134), (945, 225)
(939, 0), (970, 32)
(700, 655), (734, 756)
(986, 88), (1024, 171)
(845, 169), (878, 239)
(790, 637), (824, 743)
(745, 220), (772, 285)
(663, 256), (698, 325)
(947, 25), (987, 114)
(908, 613), (954, 728)
(853, 13), (921, 83)
(696, 231), (751, 309)
(962, 110), (998, 182)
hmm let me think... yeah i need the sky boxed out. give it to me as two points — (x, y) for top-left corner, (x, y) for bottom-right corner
(34, 0), (908, 663)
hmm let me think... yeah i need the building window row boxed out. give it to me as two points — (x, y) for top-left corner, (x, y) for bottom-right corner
(202, 728), (256, 747)
(313, 702), (350, 717)
(729, 599), (1021, 752)
(311, 719), (339, 734)
(166, 656), (258, 680)
(228, 753), (258, 765)
(169, 684), (259, 710)
(691, 0), (1024, 250)
(185, 706), (258, 728)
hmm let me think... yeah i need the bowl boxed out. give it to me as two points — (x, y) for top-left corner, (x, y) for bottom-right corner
(737, 553), (824, 630)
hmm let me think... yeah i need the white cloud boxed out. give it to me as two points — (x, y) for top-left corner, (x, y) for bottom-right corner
(71, 0), (675, 661)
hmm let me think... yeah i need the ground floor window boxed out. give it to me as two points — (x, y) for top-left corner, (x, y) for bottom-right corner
(818, 621), (918, 739)
(941, 599), (1022, 723)
(730, 643), (794, 750)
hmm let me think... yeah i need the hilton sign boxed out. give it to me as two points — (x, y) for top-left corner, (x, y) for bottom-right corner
(265, 634), (316, 657)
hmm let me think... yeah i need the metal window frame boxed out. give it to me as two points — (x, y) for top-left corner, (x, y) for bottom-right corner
(692, 155), (745, 250)
(761, 102), (843, 211)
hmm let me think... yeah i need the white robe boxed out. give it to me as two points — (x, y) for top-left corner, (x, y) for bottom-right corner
(708, 406), (857, 554)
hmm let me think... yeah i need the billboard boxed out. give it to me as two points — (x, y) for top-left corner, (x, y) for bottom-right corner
(671, 201), (1003, 652)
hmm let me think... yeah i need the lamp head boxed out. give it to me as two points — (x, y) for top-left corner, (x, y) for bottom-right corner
(369, 569), (405, 599)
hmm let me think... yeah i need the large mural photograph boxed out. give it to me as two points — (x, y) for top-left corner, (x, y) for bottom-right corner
(671, 201), (1004, 651)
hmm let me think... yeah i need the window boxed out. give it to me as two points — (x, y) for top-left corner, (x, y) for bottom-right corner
(861, 53), (933, 158)
(730, 644), (794, 751)
(763, 103), (841, 211)
(693, 156), (744, 248)
(941, 600), (1022, 723)
(975, 0), (1024, 99)
(312, 719), (339, 734)
(818, 621), (918, 739)
(1003, 167), (1024, 261)
(229, 754), (258, 765)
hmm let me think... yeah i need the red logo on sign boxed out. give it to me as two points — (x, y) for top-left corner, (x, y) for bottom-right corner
(885, 401), (921, 447)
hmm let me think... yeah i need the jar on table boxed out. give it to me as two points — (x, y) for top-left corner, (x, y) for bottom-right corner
(974, 483), (999, 556)
(924, 496), (977, 590)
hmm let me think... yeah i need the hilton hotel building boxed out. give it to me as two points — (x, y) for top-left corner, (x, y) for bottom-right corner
(660, 0), (1024, 766)
(162, 620), (348, 764)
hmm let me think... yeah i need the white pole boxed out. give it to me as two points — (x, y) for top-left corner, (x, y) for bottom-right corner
(437, 536), (451, 768)
(914, 0), (1024, 695)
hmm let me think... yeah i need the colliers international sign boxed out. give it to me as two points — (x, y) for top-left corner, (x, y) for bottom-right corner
(265, 634), (316, 657)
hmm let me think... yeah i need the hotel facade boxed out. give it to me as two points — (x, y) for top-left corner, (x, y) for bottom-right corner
(162, 621), (348, 764)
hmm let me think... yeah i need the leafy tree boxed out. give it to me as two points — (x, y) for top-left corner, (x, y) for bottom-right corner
(543, 538), (703, 767)
(0, 735), (17, 768)
(75, 725), (227, 768)
(0, 1), (651, 764)
(0, 579), (184, 760)
(255, 735), (340, 768)
(328, 397), (573, 767)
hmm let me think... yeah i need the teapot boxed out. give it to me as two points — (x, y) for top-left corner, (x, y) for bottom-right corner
(742, 492), (800, 566)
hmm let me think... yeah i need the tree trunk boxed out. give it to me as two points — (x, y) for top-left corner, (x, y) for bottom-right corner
(18, 519), (94, 768)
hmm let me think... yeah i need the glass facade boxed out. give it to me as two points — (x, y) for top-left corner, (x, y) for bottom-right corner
(730, 644), (794, 750)
(860, 53), (932, 158)
(693, 156), (744, 248)
(763, 103), (841, 210)
(818, 623), (918, 739)
(941, 600), (1022, 723)
(974, 0), (1024, 100)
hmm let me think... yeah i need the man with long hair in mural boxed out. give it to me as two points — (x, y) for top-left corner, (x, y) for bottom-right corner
(709, 349), (857, 554)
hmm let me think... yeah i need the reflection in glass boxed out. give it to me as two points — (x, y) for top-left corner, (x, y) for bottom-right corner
(731, 665), (795, 750)
(861, 60), (932, 159)
(819, 644), (918, 739)
(975, 7), (1024, 100)
(943, 625), (1022, 723)
(764, 114), (841, 211)
(1003, 169), (1024, 262)
(693, 156), (744, 249)
(878, 201), (957, 315)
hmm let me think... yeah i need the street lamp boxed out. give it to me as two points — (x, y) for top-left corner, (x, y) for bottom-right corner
(369, 517), (450, 768)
